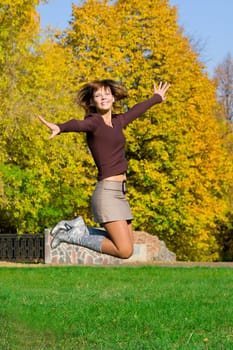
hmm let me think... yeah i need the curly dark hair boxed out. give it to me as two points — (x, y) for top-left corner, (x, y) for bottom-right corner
(77, 79), (128, 113)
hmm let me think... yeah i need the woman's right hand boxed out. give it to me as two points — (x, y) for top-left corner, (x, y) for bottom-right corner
(38, 115), (60, 139)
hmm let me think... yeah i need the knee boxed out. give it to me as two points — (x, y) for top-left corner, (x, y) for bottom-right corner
(118, 245), (134, 259)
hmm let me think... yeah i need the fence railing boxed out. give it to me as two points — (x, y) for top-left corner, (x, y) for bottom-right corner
(0, 234), (45, 263)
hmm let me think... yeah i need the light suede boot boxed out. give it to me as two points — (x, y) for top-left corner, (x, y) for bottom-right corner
(50, 216), (88, 236)
(51, 225), (106, 253)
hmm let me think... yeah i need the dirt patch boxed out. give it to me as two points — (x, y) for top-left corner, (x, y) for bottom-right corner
(0, 261), (46, 268)
(0, 261), (233, 268)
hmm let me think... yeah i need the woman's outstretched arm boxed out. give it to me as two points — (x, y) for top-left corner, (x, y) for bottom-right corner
(121, 81), (170, 127)
(38, 114), (98, 136)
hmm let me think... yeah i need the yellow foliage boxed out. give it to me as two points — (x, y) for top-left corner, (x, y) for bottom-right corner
(62, 0), (233, 260)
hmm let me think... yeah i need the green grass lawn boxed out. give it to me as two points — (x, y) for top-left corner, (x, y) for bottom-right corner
(0, 266), (232, 350)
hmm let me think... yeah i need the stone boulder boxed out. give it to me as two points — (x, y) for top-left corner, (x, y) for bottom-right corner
(44, 229), (176, 265)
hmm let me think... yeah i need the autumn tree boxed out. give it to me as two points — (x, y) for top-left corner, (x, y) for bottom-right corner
(0, 0), (40, 120)
(0, 1), (95, 233)
(213, 54), (233, 260)
(0, 0), (41, 230)
(62, 0), (233, 260)
(214, 53), (233, 122)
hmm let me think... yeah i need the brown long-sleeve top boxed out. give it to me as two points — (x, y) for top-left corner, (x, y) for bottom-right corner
(57, 94), (162, 181)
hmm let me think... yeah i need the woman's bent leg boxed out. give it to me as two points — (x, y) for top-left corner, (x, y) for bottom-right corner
(50, 217), (134, 259)
(101, 220), (134, 259)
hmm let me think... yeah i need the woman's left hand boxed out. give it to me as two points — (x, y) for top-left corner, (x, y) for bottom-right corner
(153, 81), (170, 101)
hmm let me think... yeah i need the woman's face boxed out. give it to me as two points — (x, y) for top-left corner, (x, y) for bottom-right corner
(92, 86), (115, 113)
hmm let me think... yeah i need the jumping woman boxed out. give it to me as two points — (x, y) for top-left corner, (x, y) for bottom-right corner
(39, 79), (170, 258)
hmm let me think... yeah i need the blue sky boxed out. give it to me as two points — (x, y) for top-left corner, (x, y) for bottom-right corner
(37, 0), (233, 77)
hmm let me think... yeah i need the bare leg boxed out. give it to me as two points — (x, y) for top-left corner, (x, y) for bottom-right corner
(101, 220), (134, 259)
(50, 217), (134, 259)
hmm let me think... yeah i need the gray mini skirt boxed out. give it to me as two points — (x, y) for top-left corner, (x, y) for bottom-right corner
(91, 180), (133, 224)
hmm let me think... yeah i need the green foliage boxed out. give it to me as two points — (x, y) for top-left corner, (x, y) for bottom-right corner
(0, 116), (96, 233)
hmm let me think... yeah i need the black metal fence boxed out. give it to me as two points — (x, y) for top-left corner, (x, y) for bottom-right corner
(0, 234), (45, 263)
